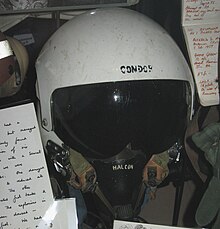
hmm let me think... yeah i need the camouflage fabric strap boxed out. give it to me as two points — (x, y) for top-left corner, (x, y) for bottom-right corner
(143, 151), (169, 199)
(67, 148), (97, 192)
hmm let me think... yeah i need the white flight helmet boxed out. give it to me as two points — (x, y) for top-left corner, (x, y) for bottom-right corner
(0, 32), (28, 98)
(36, 7), (194, 159)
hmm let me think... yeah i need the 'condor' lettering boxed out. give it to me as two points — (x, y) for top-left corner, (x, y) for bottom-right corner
(120, 65), (152, 74)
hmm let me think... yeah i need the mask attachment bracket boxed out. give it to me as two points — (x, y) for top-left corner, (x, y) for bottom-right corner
(46, 140), (71, 176)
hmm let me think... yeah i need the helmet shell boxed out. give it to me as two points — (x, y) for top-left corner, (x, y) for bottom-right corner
(36, 7), (194, 131)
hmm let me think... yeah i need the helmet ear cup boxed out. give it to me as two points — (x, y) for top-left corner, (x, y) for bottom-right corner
(0, 36), (29, 98)
(0, 32), (14, 86)
(7, 36), (29, 82)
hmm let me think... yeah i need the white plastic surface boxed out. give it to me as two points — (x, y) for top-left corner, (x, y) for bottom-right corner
(36, 7), (195, 131)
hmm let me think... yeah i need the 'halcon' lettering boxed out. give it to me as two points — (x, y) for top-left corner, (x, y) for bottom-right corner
(112, 164), (134, 171)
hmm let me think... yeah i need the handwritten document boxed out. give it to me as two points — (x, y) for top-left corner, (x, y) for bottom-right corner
(113, 220), (201, 229)
(182, 0), (220, 25)
(0, 103), (77, 229)
(182, 0), (220, 106)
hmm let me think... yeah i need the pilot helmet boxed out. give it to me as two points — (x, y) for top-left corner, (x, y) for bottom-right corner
(36, 7), (194, 159)
(0, 32), (28, 98)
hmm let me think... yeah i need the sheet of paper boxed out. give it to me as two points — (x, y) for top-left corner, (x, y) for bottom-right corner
(183, 24), (219, 106)
(182, 0), (220, 106)
(38, 198), (78, 229)
(182, 0), (220, 26)
(0, 103), (54, 228)
(113, 220), (204, 229)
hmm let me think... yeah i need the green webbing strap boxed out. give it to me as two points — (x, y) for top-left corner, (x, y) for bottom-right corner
(69, 148), (91, 176)
(94, 185), (115, 216)
(152, 151), (169, 174)
(67, 147), (96, 192)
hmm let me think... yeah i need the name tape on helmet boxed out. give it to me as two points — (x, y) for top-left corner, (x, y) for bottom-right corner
(0, 40), (13, 60)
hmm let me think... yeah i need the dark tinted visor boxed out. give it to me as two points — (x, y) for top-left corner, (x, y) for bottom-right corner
(52, 80), (188, 159)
